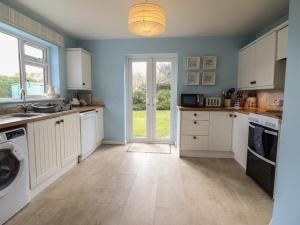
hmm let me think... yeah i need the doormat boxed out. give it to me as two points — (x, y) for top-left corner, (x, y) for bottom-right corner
(127, 143), (171, 154)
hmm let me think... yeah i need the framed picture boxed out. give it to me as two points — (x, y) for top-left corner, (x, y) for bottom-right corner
(203, 56), (217, 70)
(186, 71), (200, 85)
(186, 56), (201, 70)
(202, 71), (216, 85)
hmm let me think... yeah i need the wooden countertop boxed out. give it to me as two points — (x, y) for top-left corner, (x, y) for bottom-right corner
(0, 106), (104, 130)
(177, 106), (282, 118)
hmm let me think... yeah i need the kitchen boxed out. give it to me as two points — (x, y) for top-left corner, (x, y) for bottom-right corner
(0, 0), (299, 225)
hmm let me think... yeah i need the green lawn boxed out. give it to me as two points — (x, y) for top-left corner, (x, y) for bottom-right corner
(133, 110), (170, 138)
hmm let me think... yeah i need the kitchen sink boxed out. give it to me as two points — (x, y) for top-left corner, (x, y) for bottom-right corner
(8, 112), (43, 118)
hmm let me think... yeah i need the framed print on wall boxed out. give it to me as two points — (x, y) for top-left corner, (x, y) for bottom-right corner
(186, 56), (201, 70)
(202, 71), (216, 85)
(203, 56), (217, 70)
(186, 71), (200, 85)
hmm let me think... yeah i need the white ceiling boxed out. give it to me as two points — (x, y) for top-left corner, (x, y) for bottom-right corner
(16, 0), (289, 40)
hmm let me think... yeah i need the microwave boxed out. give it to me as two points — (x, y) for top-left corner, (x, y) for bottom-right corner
(181, 94), (204, 107)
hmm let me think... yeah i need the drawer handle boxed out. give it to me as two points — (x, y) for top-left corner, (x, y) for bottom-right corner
(250, 81), (256, 85)
(229, 114), (233, 117)
(234, 115), (237, 118)
(60, 119), (64, 123)
(193, 121), (197, 124)
(56, 121), (60, 125)
(193, 136), (197, 140)
(194, 113), (197, 117)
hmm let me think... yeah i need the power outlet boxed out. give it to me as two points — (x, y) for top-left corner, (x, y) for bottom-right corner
(273, 99), (284, 106)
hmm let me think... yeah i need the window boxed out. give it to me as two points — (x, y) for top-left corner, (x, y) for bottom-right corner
(0, 30), (50, 100)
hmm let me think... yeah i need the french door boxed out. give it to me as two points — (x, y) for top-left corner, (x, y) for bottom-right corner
(127, 56), (176, 143)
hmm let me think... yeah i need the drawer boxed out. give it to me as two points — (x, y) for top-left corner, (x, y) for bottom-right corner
(181, 135), (209, 151)
(181, 120), (209, 135)
(182, 111), (209, 121)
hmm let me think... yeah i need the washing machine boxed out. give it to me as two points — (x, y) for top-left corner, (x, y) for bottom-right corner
(0, 127), (30, 225)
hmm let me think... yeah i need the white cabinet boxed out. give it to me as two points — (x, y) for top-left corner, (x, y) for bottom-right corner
(179, 110), (234, 156)
(232, 112), (249, 169)
(255, 33), (277, 87)
(27, 113), (80, 189)
(277, 26), (288, 60)
(238, 44), (255, 89)
(59, 113), (81, 167)
(65, 48), (92, 90)
(95, 107), (104, 145)
(237, 32), (285, 90)
(27, 118), (60, 187)
(209, 112), (233, 152)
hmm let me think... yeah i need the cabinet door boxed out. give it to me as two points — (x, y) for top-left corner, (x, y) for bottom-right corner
(65, 50), (83, 89)
(238, 44), (255, 89)
(82, 51), (92, 90)
(255, 33), (276, 87)
(277, 26), (288, 60)
(96, 108), (104, 145)
(232, 112), (249, 169)
(29, 118), (60, 186)
(60, 113), (80, 167)
(209, 112), (233, 151)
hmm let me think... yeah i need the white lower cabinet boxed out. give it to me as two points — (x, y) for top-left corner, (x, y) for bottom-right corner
(209, 112), (233, 152)
(59, 113), (81, 167)
(27, 118), (60, 187)
(27, 113), (80, 189)
(179, 111), (234, 156)
(95, 107), (104, 146)
(232, 112), (249, 169)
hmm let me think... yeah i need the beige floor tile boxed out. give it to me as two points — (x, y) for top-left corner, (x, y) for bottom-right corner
(4, 144), (273, 225)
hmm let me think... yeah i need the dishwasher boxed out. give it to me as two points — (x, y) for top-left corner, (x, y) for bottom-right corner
(80, 110), (97, 161)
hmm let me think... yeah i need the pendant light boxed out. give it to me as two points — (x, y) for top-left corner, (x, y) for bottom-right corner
(128, 1), (166, 37)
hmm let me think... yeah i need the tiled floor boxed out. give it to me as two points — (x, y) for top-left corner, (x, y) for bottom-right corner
(6, 144), (273, 225)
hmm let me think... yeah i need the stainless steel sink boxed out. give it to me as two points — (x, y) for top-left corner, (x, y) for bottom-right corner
(8, 112), (42, 118)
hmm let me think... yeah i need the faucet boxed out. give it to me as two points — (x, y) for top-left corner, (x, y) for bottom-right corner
(18, 88), (30, 113)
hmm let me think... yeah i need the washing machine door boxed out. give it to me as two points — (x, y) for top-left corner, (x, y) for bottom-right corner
(0, 142), (24, 198)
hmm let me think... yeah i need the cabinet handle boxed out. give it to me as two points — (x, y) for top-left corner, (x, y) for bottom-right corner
(83, 82), (86, 86)
(60, 119), (64, 123)
(193, 136), (197, 140)
(234, 115), (237, 118)
(229, 114), (233, 117)
(250, 81), (256, 85)
(56, 121), (60, 125)
(193, 121), (197, 124)
(194, 113), (197, 117)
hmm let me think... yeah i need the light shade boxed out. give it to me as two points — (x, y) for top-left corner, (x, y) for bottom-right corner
(128, 2), (166, 37)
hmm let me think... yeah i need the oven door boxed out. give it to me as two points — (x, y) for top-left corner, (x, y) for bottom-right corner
(248, 122), (278, 163)
(246, 122), (279, 197)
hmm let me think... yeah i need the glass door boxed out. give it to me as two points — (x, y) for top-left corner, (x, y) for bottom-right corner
(128, 56), (175, 143)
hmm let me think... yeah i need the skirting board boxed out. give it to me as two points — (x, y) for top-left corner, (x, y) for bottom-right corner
(30, 159), (77, 199)
(102, 140), (127, 145)
(180, 150), (234, 158)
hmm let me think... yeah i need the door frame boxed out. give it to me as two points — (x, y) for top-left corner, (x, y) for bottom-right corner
(125, 53), (178, 144)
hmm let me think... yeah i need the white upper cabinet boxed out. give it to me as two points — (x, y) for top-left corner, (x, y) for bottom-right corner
(255, 32), (277, 88)
(65, 48), (92, 90)
(238, 44), (255, 89)
(209, 112), (233, 152)
(277, 26), (288, 60)
(237, 29), (286, 90)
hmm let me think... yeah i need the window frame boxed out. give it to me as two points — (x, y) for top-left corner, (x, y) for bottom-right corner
(0, 28), (51, 101)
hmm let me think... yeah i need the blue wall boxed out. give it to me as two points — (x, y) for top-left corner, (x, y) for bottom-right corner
(272, 0), (300, 224)
(79, 37), (249, 142)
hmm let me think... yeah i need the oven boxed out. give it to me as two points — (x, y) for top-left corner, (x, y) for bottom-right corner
(246, 114), (281, 198)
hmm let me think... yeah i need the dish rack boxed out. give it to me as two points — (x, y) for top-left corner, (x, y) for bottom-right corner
(206, 97), (221, 107)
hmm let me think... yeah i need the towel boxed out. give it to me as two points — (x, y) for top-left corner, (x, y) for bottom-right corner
(254, 126), (265, 156)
